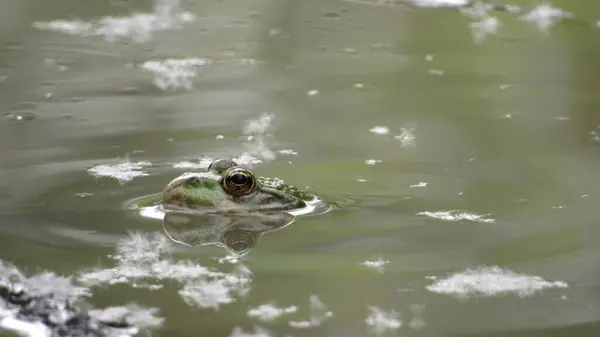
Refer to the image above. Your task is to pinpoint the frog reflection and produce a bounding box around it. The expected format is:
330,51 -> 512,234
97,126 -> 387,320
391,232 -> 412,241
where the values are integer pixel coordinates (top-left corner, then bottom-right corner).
163,210 -> 295,256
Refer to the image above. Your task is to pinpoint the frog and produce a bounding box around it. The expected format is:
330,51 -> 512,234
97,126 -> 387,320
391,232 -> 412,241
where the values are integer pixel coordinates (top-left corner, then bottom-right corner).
162,158 -> 316,213
160,158 -> 318,255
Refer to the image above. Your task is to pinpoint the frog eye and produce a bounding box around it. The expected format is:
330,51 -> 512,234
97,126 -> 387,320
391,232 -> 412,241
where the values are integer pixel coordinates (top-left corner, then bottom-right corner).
223,168 -> 255,196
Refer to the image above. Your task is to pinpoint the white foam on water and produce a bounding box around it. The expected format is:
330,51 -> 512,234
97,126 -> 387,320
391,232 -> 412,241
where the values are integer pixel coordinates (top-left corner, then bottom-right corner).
140,58 -> 211,91
360,258 -> 390,273
365,306 -> 402,335
32,0 -> 195,43
369,126 -> 390,135
238,113 -> 278,167
179,273 -> 251,310
417,210 -> 495,223
426,265 -> 569,298
277,149 -> 298,156
365,159 -> 382,166
394,124 -> 416,147
172,157 -> 214,169
288,295 -> 333,329
78,232 -> 253,310
410,182 -> 428,188
470,15 -> 501,43
87,160 -> 152,185
229,326 -> 272,337
89,305 -> 164,330
244,114 -> 274,135
408,0 -> 469,8
247,304 -> 298,322
519,3 -> 573,32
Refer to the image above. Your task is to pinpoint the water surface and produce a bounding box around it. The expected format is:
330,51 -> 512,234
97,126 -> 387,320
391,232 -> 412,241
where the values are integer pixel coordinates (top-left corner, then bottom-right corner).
1,0 -> 600,336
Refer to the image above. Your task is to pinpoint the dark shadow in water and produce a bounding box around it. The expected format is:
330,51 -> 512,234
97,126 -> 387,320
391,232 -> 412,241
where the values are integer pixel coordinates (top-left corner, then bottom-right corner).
163,210 -> 295,256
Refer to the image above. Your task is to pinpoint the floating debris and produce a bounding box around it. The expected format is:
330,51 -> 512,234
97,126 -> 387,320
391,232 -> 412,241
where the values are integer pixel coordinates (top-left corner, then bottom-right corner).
394,125 -> 416,147
289,295 -> 333,329
247,304 -> 297,322
519,3 -> 574,32
426,265 -> 568,298
408,0 -> 469,8
172,157 -> 214,169
140,58 -> 211,91
307,90 -> 320,96
365,159 -> 382,166
32,0 -> 195,43
428,69 -> 444,76
238,113 -> 277,165
360,258 -> 390,273
87,160 -> 151,185
470,16 -> 501,43
277,149 -> 298,156
179,276 -> 251,310
369,126 -> 390,135
365,306 -> 402,335
79,232 -> 253,310
417,210 -> 495,223
229,326 -> 272,337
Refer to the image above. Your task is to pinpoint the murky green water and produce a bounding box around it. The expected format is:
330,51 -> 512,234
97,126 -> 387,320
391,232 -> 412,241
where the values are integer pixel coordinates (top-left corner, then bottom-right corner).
1,0 -> 600,336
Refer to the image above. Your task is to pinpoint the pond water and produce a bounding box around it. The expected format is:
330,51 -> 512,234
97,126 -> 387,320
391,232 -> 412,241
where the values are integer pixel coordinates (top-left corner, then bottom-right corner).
1,0 -> 600,336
